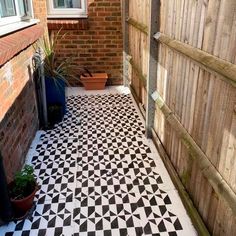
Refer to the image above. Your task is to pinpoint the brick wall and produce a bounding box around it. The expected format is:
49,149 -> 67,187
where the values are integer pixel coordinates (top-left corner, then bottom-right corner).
0,46 -> 39,182
50,0 -> 123,85
0,0 -> 48,181
33,0 -> 48,30
0,83 -> 38,182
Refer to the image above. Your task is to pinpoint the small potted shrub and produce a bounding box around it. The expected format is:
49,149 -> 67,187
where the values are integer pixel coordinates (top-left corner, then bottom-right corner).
9,165 -> 38,218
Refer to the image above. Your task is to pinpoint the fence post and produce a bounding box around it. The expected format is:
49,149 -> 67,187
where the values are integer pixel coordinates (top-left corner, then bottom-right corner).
122,0 -> 129,87
145,0 -> 160,137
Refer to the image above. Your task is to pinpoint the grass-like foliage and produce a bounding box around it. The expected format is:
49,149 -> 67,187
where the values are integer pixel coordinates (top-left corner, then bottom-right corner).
37,29 -> 92,86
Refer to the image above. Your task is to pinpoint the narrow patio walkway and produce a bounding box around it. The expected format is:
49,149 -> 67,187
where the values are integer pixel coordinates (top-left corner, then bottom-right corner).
0,87 -> 197,236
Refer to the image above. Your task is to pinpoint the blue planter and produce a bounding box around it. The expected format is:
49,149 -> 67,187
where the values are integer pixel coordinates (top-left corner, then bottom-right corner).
45,77 -> 66,115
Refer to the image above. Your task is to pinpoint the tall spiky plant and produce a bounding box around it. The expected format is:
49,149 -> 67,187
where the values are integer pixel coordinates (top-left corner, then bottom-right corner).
37,30 -> 90,86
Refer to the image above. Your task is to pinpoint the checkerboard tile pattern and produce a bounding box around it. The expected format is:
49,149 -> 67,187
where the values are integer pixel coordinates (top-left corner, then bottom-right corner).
0,93 -> 197,236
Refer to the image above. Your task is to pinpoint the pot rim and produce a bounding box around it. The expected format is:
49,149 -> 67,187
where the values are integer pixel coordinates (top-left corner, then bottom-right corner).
80,73 -> 108,79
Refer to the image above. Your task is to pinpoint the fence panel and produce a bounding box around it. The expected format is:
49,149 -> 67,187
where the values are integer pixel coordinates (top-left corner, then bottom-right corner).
124,0 -> 236,235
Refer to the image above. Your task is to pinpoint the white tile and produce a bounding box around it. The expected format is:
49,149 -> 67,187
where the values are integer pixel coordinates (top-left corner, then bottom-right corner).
1,91 -> 198,236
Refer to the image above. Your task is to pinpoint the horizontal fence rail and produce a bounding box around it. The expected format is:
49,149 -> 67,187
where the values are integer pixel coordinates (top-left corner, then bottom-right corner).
151,90 -> 236,216
126,17 -> 148,35
128,57 -> 147,86
154,33 -> 236,87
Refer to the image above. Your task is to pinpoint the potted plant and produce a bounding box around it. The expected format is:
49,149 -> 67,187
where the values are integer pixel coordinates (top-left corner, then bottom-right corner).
80,72 -> 108,90
9,165 -> 38,218
38,30 -> 79,124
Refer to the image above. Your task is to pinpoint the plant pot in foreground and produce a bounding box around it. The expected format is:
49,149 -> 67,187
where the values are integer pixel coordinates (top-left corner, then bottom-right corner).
80,73 -> 108,90
47,103 -> 64,127
45,77 -> 66,115
10,185 -> 38,214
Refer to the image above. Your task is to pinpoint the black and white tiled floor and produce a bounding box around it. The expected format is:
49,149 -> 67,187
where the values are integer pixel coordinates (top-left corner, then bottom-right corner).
0,87 -> 197,235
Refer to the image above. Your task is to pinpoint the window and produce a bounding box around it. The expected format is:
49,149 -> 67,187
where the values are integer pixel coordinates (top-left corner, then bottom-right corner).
0,0 -> 33,26
47,0 -> 87,18
0,0 -> 38,37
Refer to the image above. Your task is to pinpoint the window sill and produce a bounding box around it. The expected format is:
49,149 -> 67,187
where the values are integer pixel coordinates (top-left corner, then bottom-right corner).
0,24 -> 44,66
47,18 -> 89,30
47,14 -> 88,19
0,19 -> 40,37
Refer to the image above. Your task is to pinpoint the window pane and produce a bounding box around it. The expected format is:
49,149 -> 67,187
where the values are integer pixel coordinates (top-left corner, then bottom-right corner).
0,0 -> 16,17
18,0 -> 28,16
53,0 -> 81,9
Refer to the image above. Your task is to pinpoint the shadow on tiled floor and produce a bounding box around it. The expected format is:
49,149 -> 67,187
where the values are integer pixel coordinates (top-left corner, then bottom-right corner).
0,87 -> 197,236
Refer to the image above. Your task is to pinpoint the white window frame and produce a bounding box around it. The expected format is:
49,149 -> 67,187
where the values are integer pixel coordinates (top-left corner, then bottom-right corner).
0,0 -> 39,37
47,0 -> 87,18
0,0 -> 33,26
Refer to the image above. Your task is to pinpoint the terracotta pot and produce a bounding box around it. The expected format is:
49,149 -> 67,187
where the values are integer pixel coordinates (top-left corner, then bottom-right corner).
80,73 -> 108,90
10,185 -> 39,213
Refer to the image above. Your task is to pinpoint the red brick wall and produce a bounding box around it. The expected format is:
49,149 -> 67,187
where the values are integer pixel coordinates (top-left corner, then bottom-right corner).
33,0 -> 48,29
0,81 -> 38,182
0,0 -> 48,181
50,0 -> 123,85
0,46 -> 39,182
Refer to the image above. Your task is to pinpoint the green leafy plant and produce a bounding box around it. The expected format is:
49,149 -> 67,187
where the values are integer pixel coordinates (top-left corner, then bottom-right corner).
10,165 -> 36,200
37,29 -> 92,85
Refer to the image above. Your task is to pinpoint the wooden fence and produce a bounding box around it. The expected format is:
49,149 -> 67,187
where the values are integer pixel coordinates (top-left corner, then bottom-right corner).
122,0 -> 236,235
